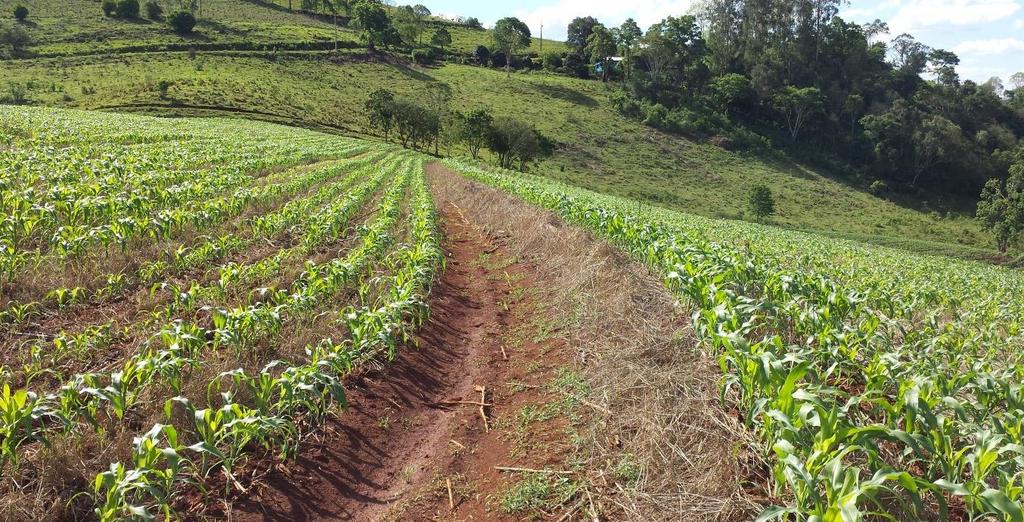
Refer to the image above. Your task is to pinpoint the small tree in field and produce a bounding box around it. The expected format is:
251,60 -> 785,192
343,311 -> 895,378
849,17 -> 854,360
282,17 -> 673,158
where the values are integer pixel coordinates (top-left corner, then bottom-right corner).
460,108 -> 492,159
431,27 -> 451,54
748,185 -> 775,221
14,5 -> 28,21
492,17 -> 530,77
365,88 -> 396,140
1,25 -> 30,54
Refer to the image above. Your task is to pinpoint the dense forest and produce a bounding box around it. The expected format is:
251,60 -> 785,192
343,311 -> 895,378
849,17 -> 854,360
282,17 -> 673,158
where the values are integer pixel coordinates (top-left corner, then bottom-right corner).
552,2 -> 1024,200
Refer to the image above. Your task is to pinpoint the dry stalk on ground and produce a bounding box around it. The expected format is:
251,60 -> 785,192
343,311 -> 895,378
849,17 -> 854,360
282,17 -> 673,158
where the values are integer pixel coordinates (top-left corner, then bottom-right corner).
428,164 -> 761,521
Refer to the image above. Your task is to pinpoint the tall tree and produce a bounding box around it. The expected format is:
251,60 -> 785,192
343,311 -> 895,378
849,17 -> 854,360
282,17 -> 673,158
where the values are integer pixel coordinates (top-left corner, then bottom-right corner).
616,18 -> 642,81
351,0 -> 392,51
586,24 -> 617,82
492,17 -> 531,77
566,16 -> 599,53
772,86 -> 823,142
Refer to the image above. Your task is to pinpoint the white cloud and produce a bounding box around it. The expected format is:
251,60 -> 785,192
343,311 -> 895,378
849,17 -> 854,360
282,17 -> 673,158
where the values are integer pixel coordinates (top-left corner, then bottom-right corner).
887,0 -> 1020,34
511,0 -> 699,41
1015,18 -> 1024,28
954,37 -> 1024,54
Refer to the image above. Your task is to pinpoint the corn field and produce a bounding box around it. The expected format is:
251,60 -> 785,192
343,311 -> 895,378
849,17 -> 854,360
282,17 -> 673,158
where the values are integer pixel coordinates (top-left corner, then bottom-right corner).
0,107 -> 443,519
449,158 -> 1024,521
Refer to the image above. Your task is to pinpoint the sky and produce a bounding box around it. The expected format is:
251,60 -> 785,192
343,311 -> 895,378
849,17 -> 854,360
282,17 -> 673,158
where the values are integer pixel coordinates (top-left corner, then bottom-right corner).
419,0 -> 1024,83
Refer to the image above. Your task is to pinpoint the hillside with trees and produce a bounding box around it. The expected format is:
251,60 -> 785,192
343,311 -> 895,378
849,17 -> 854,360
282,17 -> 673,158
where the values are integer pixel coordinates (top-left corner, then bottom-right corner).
1,0 -> 1022,259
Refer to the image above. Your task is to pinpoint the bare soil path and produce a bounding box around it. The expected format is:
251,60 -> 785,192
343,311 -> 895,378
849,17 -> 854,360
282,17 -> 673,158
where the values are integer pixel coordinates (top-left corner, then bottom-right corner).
229,197 -> 575,521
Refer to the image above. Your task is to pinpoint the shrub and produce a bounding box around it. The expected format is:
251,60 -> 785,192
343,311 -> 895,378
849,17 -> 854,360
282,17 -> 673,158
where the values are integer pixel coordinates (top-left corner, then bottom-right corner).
7,82 -> 27,104
168,10 -> 196,34
13,5 -> 28,21
563,52 -> 589,78
490,51 -> 506,69
542,51 -> 562,71
157,79 -> 172,98
145,0 -> 163,19
868,179 -> 889,196
411,48 -> 434,65
643,103 -> 669,129
115,0 -> 140,18
474,45 -> 489,66
102,0 -> 117,17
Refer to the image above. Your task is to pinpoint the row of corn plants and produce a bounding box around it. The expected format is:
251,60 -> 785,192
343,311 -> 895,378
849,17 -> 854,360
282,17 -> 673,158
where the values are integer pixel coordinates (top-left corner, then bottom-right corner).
89,159 -> 443,520
4,151 -> 401,388
0,148 -> 391,329
448,159 -> 1024,521
0,154 -> 415,473
0,106 -> 372,284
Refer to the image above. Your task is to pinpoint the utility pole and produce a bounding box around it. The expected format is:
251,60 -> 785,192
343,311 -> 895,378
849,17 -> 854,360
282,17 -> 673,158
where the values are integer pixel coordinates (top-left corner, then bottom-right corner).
540,20 -> 543,53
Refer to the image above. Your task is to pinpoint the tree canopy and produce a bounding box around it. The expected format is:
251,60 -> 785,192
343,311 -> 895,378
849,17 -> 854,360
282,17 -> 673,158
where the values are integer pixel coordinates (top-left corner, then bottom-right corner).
492,17 -> 531,77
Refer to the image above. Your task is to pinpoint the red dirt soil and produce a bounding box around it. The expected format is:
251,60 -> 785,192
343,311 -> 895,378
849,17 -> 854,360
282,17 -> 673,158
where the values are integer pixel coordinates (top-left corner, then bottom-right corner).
226,202 -> 576,521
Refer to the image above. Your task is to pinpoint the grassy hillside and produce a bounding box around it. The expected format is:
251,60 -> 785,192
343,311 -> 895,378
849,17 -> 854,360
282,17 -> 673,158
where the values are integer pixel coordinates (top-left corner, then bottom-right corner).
0,0 -> 1001,260
0,0 -> 564,57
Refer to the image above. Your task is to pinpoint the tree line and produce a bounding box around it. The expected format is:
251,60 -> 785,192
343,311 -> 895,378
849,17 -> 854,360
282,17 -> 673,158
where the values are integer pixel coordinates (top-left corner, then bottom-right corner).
364,88 -> 552,171
484,4 -> 1024,252
328,1 -> 1024,253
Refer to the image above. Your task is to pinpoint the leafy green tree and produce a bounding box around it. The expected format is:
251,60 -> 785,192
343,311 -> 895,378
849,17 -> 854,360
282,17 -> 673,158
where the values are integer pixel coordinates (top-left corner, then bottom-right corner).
492,17 -> 531,77
351,0 -> 392,51
748,185 -> 775,220
566,16 -> 598,53
708,73 -> 753,117
586,24 -> 616,82
463,17 -> 482,29
488,117 -> 540,171
640,15 -> 707,91
364,88 -> 396,140
13,5 -> 28,21
393,100 -> 439,151
460,108 -> 492,159
977,150 -> 1024,252
102,0 -> 117,16
928,49 -> 960,86
772,86 -> 823,142
563,52 -> 588,78
909,114 -> 966,187
616,18 -> 642,81
431,27 -> 451,53
0,25 -> 30,54
891,33 -> 929,74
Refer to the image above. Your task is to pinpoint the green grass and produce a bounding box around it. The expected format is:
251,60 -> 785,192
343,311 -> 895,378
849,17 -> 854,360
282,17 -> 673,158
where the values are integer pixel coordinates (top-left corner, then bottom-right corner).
0,0 -> 1004,260
0,0 -> 358,56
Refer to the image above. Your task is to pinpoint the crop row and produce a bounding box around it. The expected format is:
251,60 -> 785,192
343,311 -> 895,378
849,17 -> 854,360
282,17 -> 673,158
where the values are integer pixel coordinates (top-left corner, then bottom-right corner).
449,159 -> 1024,521
90,158 -> 443,520
4,152 -> 401,388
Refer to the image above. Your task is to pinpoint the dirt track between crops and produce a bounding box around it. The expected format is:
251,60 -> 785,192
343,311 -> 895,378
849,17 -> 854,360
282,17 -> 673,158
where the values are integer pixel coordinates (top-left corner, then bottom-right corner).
228,191 -> 575,521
